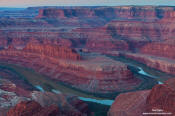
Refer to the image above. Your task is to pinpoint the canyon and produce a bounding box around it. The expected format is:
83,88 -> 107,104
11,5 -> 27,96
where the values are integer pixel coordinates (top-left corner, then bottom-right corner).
0,43 -> 140,94
0,6 -> 175,116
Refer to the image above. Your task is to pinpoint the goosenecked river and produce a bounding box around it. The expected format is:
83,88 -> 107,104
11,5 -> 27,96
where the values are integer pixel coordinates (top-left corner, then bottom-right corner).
0,57 -> 167,106
33,66 -> 163,106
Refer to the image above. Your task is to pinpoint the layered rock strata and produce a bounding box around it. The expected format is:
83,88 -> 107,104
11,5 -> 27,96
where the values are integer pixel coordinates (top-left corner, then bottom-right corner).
141,41 -> 175,59
108,78 -> 175,116
37,6 -> 175,20
0,44 -> 140,94
121,52 -> 175,75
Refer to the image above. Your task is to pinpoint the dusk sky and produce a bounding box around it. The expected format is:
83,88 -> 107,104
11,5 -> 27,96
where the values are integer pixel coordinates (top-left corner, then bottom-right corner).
0,0 -> 174,8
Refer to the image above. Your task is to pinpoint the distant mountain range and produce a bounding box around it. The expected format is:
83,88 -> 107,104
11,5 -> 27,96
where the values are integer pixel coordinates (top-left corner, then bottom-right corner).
0,7 -> 25,11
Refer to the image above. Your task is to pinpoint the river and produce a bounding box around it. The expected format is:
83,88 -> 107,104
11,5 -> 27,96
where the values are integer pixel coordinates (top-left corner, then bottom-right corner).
34,66 -> 162,106
0,62 -> 162,106
137,66 -> 163,84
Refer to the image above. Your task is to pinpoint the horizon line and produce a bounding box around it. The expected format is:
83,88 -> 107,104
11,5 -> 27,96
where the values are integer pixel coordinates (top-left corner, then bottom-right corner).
1,5 -> 175,8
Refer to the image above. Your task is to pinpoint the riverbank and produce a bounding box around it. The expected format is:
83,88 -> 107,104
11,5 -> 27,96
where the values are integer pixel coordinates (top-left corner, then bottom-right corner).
0,62 -> 113,115
0,62 -> 110,100
108,55 -> 174,83
0,56 -> 163,100
0,55 -> 169,101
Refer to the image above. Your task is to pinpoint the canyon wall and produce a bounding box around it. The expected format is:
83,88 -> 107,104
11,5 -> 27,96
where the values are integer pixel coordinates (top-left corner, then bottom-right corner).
0,44 -> 140,94
121,52 -> 175,75
23,43 -> 81,60
141,41 -> 175,59
108,78 -> 175,116
37,6 -> 175,19
2,6 -> 175,53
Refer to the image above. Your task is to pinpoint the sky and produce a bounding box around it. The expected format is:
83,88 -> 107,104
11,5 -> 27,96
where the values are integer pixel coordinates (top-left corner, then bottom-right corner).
0,0 -> 175,8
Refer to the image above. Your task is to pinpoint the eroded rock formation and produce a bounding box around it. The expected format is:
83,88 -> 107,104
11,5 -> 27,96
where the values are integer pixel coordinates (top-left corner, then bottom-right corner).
37,6 -> 175,19
141,41 -> 175,59
0,76 -> 93,116
0,44 -> 140,94
108,90 -> 150,116
108,78 -> 175,116
120,52 -> 175,75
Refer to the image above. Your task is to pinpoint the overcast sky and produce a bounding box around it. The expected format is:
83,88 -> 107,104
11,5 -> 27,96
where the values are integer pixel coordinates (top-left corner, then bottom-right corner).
0,0 -> 175,8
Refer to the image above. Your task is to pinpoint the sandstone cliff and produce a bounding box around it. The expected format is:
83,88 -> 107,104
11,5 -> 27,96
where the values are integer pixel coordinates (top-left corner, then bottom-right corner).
141,41 -> 175,59
23,43 -> 81,60
37,6 -> 175,20
108,78 -> 175,116
121,52 -> 175,75
0,44 -> 140,94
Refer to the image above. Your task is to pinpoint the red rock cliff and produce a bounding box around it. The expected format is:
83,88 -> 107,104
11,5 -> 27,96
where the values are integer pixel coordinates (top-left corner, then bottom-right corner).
23,43 -> 81,60
108,78 -> 175,116
141,41 -> 175,59
146,78 -> 175,114
0,44 -> 140,94
37,6 -> 175,19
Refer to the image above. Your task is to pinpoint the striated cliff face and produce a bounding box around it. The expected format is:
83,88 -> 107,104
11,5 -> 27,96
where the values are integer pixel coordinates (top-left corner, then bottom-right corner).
23,43 -> 81,60
2,6 -> 175,53
146,84 -> 175,114
141,41 -> 175,59
146,78 -> 175,115
108,90 -> 150,116
108,78 -> 175,116
37,6 -> 175,20
104,16 -> 175,51
37,8 -> 94,19
120,52 -> 175,75
35,6 -> 175,52
0,44 -> 140,94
